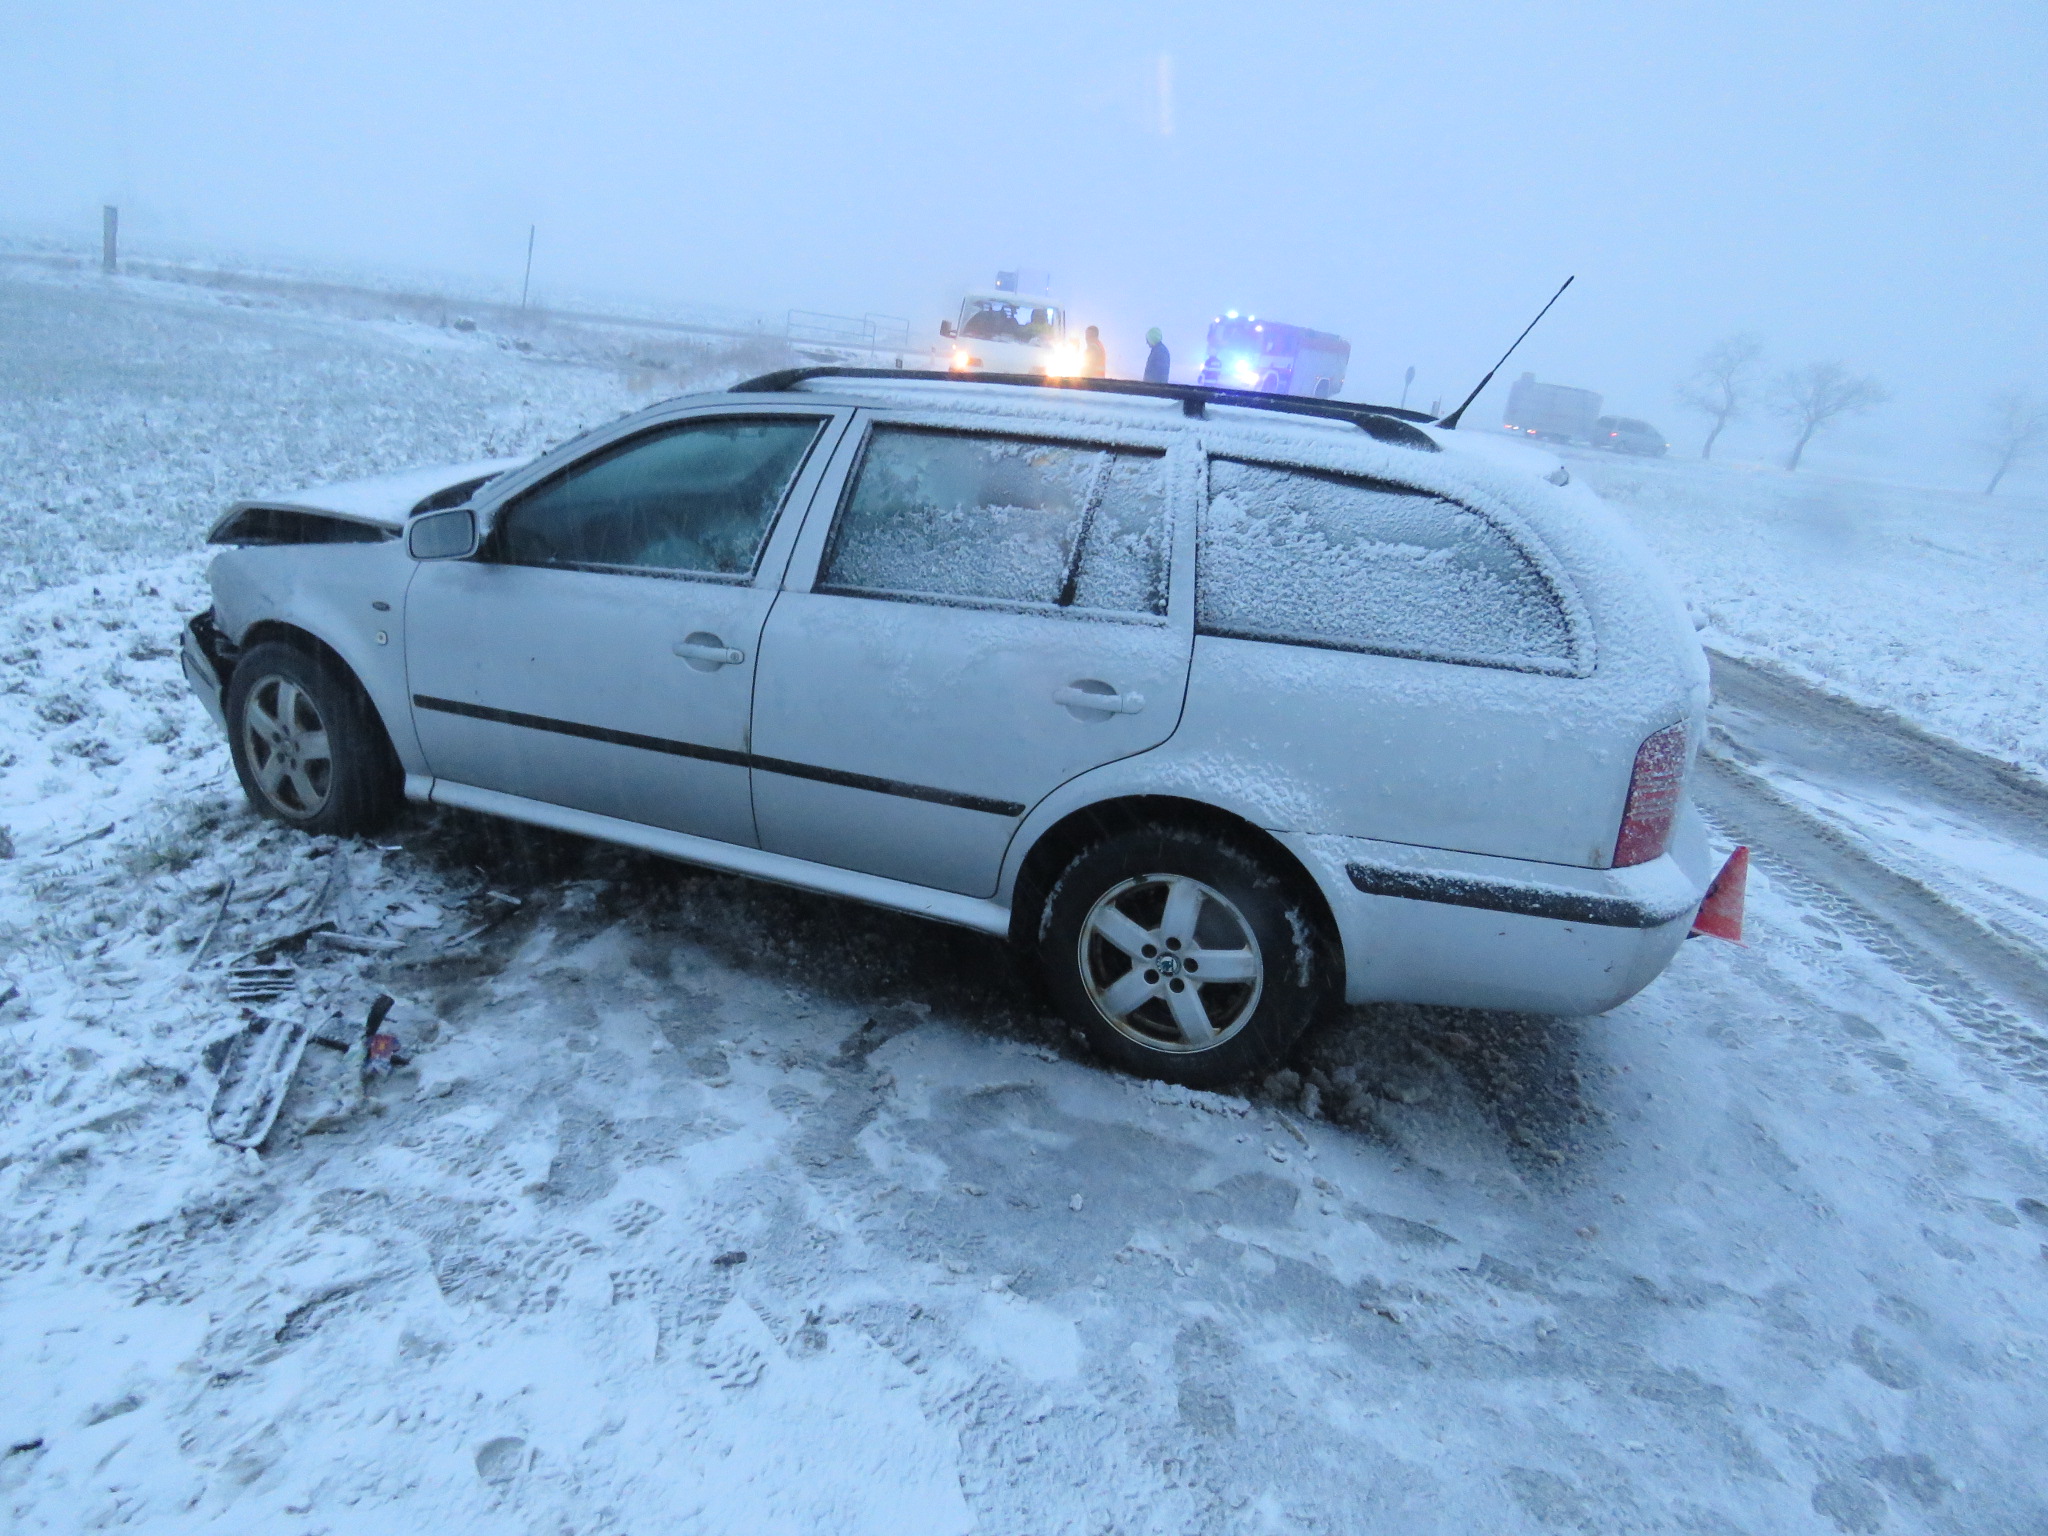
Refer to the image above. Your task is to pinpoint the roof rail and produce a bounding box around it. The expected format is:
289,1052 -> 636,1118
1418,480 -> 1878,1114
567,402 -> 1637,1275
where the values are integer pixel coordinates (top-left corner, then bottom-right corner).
728,366 -> 1441,453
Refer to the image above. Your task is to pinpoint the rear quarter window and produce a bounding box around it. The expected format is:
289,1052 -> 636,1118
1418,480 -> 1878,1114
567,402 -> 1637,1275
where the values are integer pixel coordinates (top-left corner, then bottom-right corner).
1198,458 -> 1587,675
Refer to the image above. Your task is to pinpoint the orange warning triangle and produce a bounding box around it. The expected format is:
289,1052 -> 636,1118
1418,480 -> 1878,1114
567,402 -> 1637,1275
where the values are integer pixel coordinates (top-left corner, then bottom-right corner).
1691,846 -> 1748,943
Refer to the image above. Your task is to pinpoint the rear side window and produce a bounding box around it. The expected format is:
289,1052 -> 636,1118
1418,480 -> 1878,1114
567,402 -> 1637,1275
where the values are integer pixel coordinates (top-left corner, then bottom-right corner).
495,415 -> 824,578
1199,459 -> 1583,674
820,426 -> 1168,618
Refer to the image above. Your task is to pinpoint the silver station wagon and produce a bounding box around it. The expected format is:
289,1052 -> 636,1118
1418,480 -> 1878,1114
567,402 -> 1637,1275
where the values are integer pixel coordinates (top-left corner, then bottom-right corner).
185,370 -> 1734,1086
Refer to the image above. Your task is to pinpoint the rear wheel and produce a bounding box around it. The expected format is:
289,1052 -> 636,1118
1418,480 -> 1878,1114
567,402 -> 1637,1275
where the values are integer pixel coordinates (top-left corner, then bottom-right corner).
1038,826 -> 1330,1087
226,642 -> 400,836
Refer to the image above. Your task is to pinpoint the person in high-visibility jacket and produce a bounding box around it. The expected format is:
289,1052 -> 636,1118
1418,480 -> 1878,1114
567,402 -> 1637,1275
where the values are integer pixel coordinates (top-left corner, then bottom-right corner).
1143,327 -> 1170,383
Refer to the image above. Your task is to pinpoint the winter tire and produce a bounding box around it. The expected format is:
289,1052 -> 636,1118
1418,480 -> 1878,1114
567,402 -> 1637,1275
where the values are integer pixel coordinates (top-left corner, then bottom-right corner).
226,642 -> 400,836
1038,826 -> 1331,1088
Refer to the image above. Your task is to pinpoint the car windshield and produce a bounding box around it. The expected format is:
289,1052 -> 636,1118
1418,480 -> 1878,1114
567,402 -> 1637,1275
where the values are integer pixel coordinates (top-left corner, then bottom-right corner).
958,299 -> 1061,347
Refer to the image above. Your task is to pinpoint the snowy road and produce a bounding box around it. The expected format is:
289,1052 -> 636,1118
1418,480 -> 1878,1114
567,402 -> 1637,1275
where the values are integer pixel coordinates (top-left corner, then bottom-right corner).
4,267 -> 2047,1534
1702,654 -> 2048,1085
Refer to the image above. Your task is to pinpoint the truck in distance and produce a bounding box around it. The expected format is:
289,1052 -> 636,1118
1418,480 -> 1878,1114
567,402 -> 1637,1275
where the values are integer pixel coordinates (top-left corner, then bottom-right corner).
1197,313 -> 1350,398
1504,371 -> 1601,444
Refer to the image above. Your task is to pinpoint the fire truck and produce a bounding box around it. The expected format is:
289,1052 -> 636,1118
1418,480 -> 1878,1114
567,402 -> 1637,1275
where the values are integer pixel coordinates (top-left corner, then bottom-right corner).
1196,313 -> 1350,398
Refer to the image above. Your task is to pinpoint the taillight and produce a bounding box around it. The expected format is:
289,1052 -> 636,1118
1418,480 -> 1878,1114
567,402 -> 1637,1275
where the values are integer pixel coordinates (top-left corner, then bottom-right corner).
1614,723 -> 1687,866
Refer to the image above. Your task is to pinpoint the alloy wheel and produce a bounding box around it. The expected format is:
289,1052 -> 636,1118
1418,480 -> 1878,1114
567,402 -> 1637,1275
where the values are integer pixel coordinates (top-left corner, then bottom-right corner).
240,673 -> 334,819
1078,873 -> 1265,1052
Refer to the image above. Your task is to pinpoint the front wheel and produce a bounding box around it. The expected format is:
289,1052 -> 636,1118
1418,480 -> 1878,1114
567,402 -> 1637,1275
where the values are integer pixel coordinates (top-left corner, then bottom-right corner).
226,642 -> 400,836
1037,827 -> 1331,1087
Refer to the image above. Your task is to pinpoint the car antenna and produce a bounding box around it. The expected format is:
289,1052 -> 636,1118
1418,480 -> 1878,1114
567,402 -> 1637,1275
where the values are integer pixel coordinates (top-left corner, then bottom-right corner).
1434,276 -> 1575,429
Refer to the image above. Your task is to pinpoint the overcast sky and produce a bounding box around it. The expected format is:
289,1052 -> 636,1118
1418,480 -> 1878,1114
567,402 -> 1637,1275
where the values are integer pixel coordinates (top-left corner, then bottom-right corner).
5,1 -> 2042,481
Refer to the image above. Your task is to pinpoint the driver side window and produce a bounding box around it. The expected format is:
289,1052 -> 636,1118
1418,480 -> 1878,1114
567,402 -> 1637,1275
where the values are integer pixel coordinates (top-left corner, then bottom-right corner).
494,415 -> 825,578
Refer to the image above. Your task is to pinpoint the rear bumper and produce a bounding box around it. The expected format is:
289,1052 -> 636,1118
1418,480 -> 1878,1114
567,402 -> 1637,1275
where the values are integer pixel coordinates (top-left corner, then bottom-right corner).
1280,809 -> 1715,1015
182,610 -> 231,734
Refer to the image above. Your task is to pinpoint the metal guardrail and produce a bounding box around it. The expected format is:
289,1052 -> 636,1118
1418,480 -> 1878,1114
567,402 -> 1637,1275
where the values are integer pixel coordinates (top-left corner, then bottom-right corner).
1,248 -> 929,360
786,310 -> 912,354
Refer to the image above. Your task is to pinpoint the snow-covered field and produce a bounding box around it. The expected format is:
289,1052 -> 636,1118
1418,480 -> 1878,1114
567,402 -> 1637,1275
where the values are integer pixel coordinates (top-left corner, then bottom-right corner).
0,263 -> 656,599
4,265 -> 2047,1533
1575,449 -> 2048,782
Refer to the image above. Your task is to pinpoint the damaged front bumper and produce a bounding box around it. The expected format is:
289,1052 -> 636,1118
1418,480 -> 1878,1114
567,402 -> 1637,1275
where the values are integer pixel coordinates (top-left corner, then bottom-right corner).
182,609 -> 234,734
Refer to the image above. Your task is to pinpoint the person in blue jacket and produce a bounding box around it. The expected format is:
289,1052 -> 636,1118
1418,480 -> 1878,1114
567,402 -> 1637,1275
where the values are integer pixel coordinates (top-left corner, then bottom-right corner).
1143,327 -> 1170,383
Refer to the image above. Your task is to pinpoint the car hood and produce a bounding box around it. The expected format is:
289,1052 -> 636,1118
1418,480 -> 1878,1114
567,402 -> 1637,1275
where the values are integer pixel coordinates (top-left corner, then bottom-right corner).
213,457 -> 532,535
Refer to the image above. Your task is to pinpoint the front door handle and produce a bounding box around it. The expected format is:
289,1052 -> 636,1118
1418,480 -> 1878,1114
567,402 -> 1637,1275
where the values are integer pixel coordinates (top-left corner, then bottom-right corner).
674,632 -> 746,670
1055,682 -> 1145,717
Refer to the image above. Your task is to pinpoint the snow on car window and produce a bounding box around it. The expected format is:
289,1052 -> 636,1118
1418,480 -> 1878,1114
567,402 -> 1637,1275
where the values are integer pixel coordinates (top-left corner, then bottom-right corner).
823,427 -> 1167,618
497,416 -> 823,577
1069,450 -> 1169,616
1199,458 -> 1578,672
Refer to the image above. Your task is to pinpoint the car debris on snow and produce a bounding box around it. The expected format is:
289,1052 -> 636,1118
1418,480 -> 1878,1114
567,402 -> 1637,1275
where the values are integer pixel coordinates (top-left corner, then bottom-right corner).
204,1012 -> 314,1148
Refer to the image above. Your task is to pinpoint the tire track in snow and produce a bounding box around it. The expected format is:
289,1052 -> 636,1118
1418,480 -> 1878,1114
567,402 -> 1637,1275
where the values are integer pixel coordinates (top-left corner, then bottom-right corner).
1694,750 -> 2048,1087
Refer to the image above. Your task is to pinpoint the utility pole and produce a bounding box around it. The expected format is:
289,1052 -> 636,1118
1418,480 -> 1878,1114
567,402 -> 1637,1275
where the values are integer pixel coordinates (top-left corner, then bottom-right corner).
102,206 -> 118,273
1400,364 -> 1415,409
520,225 -> 536,310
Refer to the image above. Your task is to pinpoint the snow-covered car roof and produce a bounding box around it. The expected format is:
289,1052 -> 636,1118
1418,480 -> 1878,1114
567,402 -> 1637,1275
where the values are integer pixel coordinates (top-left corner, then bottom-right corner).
753,373 -> 1574,490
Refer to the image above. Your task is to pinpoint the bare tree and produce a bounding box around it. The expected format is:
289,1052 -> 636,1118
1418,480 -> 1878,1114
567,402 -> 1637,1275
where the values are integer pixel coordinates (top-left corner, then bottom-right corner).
1676,333 -> 1764,459
1979,388 -> 2048,495
1772,362 -> 1888,471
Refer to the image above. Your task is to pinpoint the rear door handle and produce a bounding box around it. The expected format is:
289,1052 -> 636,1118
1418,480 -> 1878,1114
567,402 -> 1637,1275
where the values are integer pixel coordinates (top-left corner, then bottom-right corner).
674,633 -> 745,668
1054,684 -> 1145,716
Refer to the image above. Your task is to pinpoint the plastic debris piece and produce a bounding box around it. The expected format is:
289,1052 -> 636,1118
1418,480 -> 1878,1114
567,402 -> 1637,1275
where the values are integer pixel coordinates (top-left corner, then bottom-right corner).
361,994 -> 406,1077
42,821 -> 117,858
294,850 -> 348,921
234,923 -> 336,962
186,878 -> 236,971
224,962 -> 295,1004
207,1014 -> 313,1148
309,931 -> 404,954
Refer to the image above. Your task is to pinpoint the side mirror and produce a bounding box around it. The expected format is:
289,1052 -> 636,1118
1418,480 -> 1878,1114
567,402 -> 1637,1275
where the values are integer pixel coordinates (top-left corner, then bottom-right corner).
407,506 -> 478,560
939,320 -> 955,337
